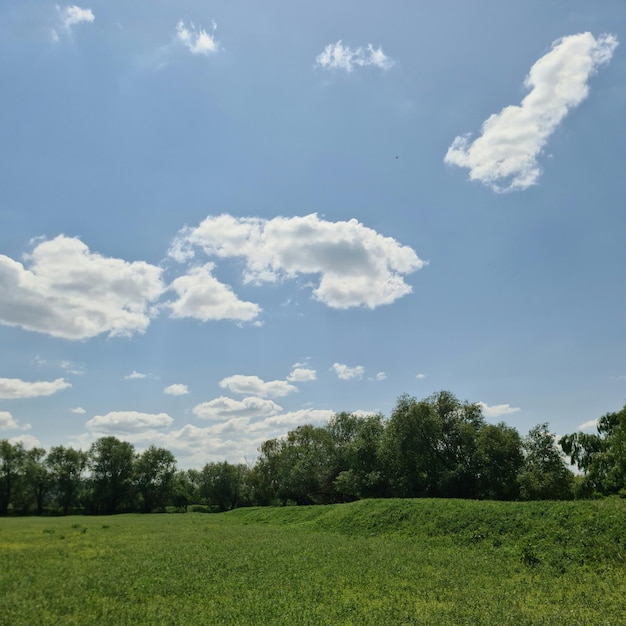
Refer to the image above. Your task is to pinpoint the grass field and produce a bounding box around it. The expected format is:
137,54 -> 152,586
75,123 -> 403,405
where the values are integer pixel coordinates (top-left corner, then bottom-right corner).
1,498 -> 625,625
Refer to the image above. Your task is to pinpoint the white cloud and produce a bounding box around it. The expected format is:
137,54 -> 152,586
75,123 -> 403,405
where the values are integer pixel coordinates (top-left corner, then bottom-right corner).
86,411 -> 174,434
315,41 -> 394,72
478,402 -> 521,418
445,32 -> 618,192
287,368 -> 317,383
9,434 -> 41,449
0,411 -> 18,430
70,407 -> 86,414
124,371 -> 147,380
164,384 -> 189,396
167,263 -> 260,322
0,377 -> 71,400
219,375 -> 297,398
0,236 -> 164,340
416,373 -> 427,380
192,396 -> 282,421
331,363 -> 364,381
248,409 -> 335,434
52,5 -> 94,41
176,20 -> 220,55
169,213 -> 425,309
576,418 -> 598,431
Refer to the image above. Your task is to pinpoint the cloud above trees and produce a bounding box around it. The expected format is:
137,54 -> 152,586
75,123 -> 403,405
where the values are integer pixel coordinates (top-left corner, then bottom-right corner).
445,32 -> 618,191
169,213 -> 425,310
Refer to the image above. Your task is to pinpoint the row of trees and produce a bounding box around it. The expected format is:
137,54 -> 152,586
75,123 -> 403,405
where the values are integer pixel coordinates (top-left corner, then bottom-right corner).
1,391 -> 624,515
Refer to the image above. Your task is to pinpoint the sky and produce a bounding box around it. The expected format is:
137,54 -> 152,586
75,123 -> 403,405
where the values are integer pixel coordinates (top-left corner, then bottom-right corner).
1,1 -> 625,468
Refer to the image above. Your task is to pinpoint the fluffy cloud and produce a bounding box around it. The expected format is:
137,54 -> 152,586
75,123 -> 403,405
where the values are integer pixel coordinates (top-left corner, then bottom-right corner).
416,373 -> 427,380
167,264 -> 260,322
176,20 -> 220,55
70,407 -> 86,414
445,32 -> 618,192
0,236 -> 164,340
478,402 -> 521,418
315,41 -> 394,72
0,377 -> 71,399
169,213 -> 425,309
0,411 -> 18,430
86,411 -> 174,434
164,384 -> 189,396
331,363 -> 364,381
219,375 -> 297,398
248,409 -> 336,433
287,368 -> 317,382
192,396 -> 282,421
124,371 -> 147,380
9,434 -> 41,449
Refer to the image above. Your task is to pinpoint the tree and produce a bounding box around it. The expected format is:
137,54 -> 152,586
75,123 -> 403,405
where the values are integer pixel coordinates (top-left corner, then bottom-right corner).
0,440 -> 26,515
475,423 -> 523,500
199,462 -> 249,511
46,446 -> 87,515
22,447 -> 52,515
255,425 -> 336,505
382,391 -> 484,498
560,403 -> 626,497
519,424 -> 574,500
134,446 -> 177,513
88,437 -> 135,514
326,412 -> 387,500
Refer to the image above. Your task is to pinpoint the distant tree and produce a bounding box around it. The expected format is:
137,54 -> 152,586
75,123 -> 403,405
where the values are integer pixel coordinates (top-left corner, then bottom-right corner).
255,425 -> 337,505
22,447 -> 52,515
382,391 -> 484,498
199,461 -> 249,511
519,424 -> 574,500
0,440 -> 26,515
475,423 -> 523,500
46,446 -> 88,515
560,403 -> 626,497
134,446 -> 177,513
326,412 -> 387,500
88,437 -> 135,514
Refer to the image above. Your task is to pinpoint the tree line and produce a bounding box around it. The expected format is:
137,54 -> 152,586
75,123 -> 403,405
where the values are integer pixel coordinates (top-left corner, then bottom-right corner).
1,391 -> 625,515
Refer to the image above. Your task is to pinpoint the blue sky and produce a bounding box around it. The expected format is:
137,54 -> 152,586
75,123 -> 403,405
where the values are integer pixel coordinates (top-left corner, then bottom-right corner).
1,1 -> 624,467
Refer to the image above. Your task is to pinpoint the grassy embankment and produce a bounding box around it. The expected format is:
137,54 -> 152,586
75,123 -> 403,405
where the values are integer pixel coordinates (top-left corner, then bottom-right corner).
1,498 -> 625,625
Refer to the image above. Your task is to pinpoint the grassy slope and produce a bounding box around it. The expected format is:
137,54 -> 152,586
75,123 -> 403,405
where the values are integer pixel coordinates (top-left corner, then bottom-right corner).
0,499 -> 625,625
228,497 -> 626,569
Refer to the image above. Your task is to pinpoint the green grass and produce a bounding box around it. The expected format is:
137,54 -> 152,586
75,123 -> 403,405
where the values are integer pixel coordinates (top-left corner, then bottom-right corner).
1,499 -> 625,625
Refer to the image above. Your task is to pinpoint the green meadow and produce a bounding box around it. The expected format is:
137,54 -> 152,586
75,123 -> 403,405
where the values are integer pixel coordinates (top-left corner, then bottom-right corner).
1,499 -> 625,625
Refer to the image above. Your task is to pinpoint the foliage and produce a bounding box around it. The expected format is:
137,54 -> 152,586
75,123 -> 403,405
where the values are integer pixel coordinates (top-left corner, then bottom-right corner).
133,446 -> 177,513
87,437 -> 136,514
560,403 -> 626,497
519,424 -> 574,500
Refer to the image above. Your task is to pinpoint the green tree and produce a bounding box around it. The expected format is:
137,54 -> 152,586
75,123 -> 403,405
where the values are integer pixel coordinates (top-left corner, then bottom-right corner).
133,446 -> 177,513
22,447 -> 52,515
519,424 -> 574,500
0,440 -> 26,515
88,437 -> 135,514
255,425 -> 336,505
46,446 -> 87,515
326,412 -> 387,500
560,403 -> 626,497
475,423 -> 523,500
382,391 -> 484,498
199,462 -> 249,511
